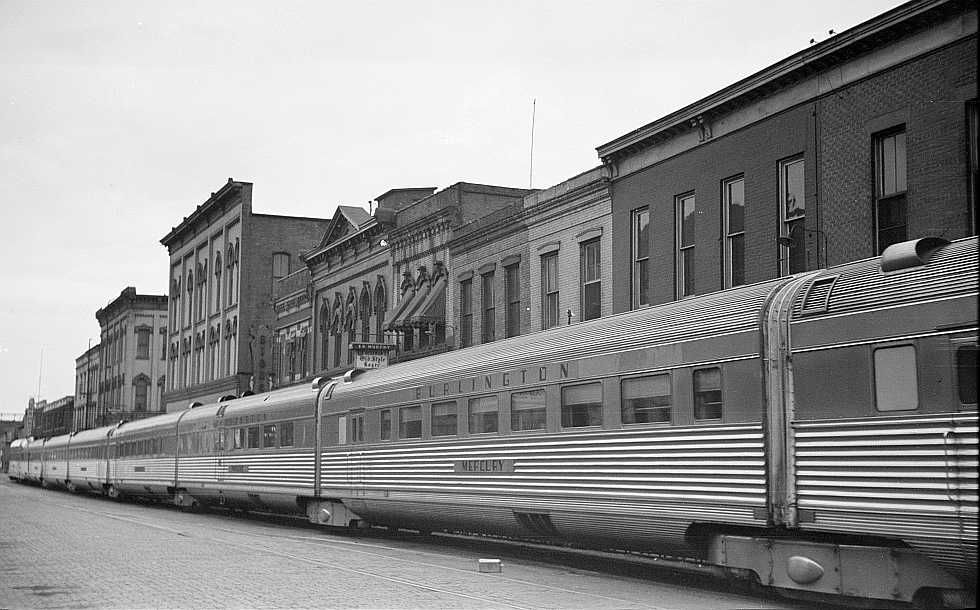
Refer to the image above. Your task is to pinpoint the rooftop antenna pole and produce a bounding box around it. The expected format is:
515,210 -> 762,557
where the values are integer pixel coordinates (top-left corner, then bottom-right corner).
529,98 -> 536,189
36,346 -> 43,401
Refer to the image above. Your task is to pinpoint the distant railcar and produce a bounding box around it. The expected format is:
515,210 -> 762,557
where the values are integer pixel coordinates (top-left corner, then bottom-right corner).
13,237 -> 977,607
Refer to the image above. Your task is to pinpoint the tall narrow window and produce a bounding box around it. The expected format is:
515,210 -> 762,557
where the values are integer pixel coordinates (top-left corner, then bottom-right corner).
134,378 -> 148,412
676,193 -> 696,297
874,128 -> 908,254
374,283 -> 386,344
481,272 -> 495,343
380,409 -> 392,440
360,290 -> 371,342
723,177 -> 745,288
213,255 -> 222,313
580,239 -> 601,321
272,252 -> 290,288
779,157 -> 806,275
631,207 -> 650,308
541,252 -> 559,329
505,264 -> 521,338
460,278 -> 473,348
136,327 -> 151,360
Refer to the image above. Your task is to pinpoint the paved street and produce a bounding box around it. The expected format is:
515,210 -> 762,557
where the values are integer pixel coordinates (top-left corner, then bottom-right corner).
0,477 -> 816,609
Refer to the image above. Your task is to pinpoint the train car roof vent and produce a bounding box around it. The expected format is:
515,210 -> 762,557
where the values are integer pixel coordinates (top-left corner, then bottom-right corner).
801,275 -> 838,314
218,394 -> 237,402
188,401 -> 204,409
343,368 -> 363,384
240,390 -> 255,398
880,237 -> 950,272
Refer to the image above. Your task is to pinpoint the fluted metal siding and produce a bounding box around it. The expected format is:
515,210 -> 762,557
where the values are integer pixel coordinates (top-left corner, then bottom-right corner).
320,424 -> 767,546
112,457 -> 176,491
792,238 -> 977,318
794,414 -> 978,580
177,452 -> 315,492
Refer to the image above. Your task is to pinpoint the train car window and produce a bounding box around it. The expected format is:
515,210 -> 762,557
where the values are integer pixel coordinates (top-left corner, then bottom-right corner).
561,383 -> 603,428
956,344 -> 977,407
352,414 -> 365,443
431,401 -> 458,437
380,409 -> 392,440
693,367 -> 723,421
511,389 -> 547,431
468,396 -> 498,434
247,426 -> 260,449
263,424 -> 278,448
399,406 -> 422,439
622,374 -> 672,424
232,428 -> 244,450
280,421 -> 294,447
874,345 -> 918,411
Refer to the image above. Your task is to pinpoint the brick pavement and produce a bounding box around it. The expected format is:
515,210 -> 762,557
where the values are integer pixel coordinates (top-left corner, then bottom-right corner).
0,478 -> 808,609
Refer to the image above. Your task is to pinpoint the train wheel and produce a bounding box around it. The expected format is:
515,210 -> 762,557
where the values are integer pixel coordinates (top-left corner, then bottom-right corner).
107,485 -> 121,501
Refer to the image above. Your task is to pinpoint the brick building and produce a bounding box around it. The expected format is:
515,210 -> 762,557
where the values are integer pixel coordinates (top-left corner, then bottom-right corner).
598,0 -> 977,312
95,287 -> 168,425
73,342 -> 100,430
160,179 -> 329,410
25,396 -> 74,438
448,166 -> 612,347
384,183 -> 533,361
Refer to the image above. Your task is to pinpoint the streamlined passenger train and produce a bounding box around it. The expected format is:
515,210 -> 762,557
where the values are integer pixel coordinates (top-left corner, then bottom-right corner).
8,237 -> 977,607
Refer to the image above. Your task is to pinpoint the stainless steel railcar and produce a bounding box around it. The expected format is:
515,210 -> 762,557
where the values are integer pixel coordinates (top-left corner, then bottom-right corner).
11,236 -> 977,607
305,236 -> 976,606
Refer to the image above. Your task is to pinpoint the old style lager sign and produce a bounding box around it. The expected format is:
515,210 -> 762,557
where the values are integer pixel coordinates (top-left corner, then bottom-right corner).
350,342 -> 396,369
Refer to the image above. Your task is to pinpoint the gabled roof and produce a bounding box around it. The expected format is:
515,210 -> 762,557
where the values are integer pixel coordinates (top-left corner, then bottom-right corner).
315,205 -> 374,250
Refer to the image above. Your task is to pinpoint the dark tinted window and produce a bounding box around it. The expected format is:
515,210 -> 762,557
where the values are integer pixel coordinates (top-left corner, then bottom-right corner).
957,344 -> 978,406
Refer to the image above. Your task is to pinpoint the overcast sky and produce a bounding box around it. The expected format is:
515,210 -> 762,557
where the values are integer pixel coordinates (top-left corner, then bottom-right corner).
0,0 -> 903,417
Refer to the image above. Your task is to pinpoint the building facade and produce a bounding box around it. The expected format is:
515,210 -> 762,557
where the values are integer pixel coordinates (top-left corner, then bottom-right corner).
598,0 -> 977,312
95,287 -> 168,425
73,343 -> 100,431
448,166 -> 613,347
160,179 -> 330,410
303,203 -> 398,380
384,183 -> 533,361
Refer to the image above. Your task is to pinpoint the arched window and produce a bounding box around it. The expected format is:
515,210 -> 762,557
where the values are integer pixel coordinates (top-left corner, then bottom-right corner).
133,374 -> 150,412
213,252 -> 222,312
319,301 -> 330,371
359,286 -> 372,342
374,280 -> 387,343
331,295 -> 343,368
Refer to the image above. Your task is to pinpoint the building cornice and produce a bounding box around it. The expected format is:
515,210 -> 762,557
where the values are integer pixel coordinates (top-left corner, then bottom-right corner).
96,288 -> 168,325
596,0 -> 972,162
160,179 -> 249,248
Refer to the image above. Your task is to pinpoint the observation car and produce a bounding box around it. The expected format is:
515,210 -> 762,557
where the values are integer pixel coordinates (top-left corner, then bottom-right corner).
9,236 -> 977,607
6,437 -> 30,481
